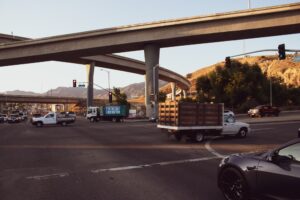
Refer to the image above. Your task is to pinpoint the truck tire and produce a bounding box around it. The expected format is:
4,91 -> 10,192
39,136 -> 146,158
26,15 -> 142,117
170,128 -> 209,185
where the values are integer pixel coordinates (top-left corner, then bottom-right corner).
61,122 -> 67,126
90,118 -> 95,123
36,122 -> 43,127
194,132 -> 205,143
237,128 -> 247,138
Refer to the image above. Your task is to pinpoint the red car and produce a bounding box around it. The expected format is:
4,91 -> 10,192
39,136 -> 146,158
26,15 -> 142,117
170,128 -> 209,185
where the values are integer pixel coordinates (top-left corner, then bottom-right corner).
248,105 -> 280,117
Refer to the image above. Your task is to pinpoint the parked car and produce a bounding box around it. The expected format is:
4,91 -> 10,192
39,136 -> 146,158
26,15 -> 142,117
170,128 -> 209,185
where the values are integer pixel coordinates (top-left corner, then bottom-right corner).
218,138 -> 300,200
19,112 -> 28,121
0,114 -> 8,123
67,111 -> 76,120
7,114 -> 20,123
0,115 -> 4,123
248,105 -> 280,117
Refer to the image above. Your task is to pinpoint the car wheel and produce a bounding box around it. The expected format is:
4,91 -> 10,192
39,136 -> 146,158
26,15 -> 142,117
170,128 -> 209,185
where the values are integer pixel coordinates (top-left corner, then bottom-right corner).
237,128 -> 247,138
36,122 -> 43,127
219,168 -> 248,200
194,132 -> 205,143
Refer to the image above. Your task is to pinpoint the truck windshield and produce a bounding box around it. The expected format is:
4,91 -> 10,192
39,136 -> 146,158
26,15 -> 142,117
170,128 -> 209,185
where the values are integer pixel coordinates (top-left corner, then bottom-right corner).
87,109 -> 93,114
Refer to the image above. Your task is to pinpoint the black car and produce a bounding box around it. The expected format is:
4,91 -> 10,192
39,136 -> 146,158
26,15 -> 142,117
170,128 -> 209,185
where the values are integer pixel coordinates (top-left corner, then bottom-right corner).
218,139 -> 300,200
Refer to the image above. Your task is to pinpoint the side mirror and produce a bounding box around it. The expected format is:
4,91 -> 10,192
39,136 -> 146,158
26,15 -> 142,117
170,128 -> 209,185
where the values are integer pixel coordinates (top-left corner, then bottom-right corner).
267,151 -> 278,162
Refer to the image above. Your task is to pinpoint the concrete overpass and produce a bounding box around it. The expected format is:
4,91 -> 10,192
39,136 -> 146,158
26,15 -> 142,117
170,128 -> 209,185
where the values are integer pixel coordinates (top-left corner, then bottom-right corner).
1,2 -> 300,118
0,3 -> 300,64
0,34 -> 190,117
0,94 -> 105,105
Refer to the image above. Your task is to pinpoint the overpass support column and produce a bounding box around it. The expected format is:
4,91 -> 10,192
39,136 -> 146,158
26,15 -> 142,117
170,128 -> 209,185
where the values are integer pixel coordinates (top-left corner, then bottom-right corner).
171,82 -> 176,101
144,44 -> 160,119
86,62 -> 95,108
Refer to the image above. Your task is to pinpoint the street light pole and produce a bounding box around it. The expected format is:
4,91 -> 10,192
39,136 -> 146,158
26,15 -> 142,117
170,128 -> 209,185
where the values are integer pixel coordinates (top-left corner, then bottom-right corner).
270,77 -> 273,106
268,60 -> 275,106
100,69 -> 111,92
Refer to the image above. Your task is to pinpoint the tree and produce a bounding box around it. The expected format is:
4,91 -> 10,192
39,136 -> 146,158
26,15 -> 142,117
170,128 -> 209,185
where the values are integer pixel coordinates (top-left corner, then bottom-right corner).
194,59 -> 298,112
158,91 -> 167,102
112,87 -> 130,107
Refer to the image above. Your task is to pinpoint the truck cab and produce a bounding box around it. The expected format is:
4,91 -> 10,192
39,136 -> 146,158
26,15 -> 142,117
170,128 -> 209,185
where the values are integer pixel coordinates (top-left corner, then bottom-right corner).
222,114 -> 250,137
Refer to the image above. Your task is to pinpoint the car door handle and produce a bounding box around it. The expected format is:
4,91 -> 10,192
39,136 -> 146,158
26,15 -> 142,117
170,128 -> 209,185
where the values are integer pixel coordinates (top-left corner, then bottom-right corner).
247,166 -> 257,171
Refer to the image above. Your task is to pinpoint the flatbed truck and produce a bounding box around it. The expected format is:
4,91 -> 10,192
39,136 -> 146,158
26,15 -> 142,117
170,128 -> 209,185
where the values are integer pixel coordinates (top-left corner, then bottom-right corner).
31,112 -> 75,127
157,101 -> 250,142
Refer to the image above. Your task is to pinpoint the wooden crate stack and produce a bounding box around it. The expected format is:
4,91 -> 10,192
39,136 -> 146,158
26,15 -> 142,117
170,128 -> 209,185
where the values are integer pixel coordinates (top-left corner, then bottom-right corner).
159,101 -> 223,126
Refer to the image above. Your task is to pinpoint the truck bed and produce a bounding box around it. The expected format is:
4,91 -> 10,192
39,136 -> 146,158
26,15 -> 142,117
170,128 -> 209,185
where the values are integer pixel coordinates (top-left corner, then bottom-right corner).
158,101 -> 223,127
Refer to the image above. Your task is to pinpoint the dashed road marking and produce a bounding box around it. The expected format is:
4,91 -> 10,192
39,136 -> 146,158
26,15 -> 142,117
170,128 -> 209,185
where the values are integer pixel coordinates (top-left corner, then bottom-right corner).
252,128 -> 273,132
204,137 -> 225,158
91,156 -> 219,173
26,172 -> 69,180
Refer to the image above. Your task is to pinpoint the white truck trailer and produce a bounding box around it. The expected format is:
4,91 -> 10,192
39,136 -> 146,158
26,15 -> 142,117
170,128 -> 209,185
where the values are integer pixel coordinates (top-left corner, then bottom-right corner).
157,101 -> 250,142
31,112 -> 75,127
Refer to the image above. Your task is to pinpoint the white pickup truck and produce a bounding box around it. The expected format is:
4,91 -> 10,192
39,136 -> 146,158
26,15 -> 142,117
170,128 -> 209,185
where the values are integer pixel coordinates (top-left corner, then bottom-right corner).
31,112 -> 75,127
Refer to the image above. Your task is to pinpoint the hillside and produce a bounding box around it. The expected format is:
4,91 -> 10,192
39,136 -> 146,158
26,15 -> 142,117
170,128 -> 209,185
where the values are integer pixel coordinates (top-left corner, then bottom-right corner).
162,55 -> 300,93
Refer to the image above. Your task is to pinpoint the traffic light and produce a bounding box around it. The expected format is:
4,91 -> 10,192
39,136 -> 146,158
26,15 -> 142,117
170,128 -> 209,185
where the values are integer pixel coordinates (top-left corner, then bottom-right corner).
225,57 -> 231,68
72,79 -> 77,87
278,44 -> 286,60
108,92 -> 112,103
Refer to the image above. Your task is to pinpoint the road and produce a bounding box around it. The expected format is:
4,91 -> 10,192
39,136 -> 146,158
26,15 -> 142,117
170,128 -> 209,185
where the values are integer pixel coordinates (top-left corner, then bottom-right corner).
0,116 -> 299,200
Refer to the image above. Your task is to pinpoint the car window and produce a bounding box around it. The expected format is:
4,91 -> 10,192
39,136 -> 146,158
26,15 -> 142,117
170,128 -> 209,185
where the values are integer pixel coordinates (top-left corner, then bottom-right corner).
278,143 -> 300,162
46,114 -> 54,118
224,115 -> 235,123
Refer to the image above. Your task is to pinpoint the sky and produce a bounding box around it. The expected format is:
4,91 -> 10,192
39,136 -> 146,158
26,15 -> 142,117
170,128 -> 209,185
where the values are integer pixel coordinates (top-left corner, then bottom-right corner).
0,0 -> 300,93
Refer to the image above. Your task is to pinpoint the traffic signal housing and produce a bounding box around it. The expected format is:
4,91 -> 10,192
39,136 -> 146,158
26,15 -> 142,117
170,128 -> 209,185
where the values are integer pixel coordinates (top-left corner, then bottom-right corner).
225,57 -> 231,68
278,44 -> 286,60
72,79 -> 77,87
108,92 -> 113,103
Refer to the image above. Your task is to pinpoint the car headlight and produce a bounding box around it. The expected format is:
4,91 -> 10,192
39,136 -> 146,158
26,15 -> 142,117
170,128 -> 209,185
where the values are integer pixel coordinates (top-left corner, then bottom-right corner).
219,156 -> 229,167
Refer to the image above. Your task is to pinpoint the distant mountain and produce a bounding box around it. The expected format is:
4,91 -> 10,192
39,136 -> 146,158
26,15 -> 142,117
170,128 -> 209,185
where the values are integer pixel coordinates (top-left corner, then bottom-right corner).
2,81 -> 167,99
3,90 -> 40,96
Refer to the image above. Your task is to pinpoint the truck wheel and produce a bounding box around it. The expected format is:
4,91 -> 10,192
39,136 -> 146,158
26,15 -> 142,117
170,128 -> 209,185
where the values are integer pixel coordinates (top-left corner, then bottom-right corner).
237,128 -> 247,138
36,122 -> 43,127
61,122 -> 67,126
90,118 -> 94,123
194,132 -> 205,143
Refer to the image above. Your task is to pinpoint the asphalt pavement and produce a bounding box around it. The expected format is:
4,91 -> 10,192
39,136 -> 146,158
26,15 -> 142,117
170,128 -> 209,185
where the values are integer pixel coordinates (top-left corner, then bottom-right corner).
0,115 -> 299,200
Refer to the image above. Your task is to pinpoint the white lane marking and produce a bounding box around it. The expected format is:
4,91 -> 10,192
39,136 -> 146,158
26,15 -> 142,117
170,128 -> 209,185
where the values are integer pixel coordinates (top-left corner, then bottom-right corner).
204,137 -> 225,158
26,172 -> 69,180
91,156 -> 219,173
251,128 -> 273,132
